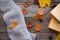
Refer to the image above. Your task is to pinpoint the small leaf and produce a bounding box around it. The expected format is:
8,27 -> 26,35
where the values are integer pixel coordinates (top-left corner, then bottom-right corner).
26,22 -> 32,29
9,20 -> 18,29
34,24 -> 41,31
22,8 -> 27,15
24,2 -> 30,8
38,10 -> 44,16
33,14 -> 40,20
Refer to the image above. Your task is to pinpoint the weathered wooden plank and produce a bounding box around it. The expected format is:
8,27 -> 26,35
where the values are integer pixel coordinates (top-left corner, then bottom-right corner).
14,0 -> 34,3
0,32 -> 57,40
0,12 -> 7,32
36,33 -> 57,40
0,4 -> 57,40
14,0 -> 60,3
1,33 -> 9,40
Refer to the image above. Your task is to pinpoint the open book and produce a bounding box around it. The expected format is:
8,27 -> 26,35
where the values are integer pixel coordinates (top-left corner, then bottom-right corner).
48,18 -> 60,32
50,3 -> 60,22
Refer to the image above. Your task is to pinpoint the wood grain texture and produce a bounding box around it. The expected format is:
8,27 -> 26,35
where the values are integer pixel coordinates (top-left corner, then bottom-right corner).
0,4 -> 57,40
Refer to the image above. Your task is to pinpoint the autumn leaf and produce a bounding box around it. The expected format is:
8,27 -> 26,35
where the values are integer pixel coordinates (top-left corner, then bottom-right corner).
26,22 -> 32,29
24,2 -> 30,8
33,14 -> 40,20
34,24 -> 41,31
38,10 -> 44,16
9,20 -> 18,29
22,8 -> 27,15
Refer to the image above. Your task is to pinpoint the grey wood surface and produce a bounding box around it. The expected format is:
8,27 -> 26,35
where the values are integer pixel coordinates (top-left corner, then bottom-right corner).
0,4 -> 58,40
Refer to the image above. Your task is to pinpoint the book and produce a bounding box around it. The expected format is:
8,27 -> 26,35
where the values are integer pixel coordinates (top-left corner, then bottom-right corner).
50,3 -> 60,22
48,18 -> 60,32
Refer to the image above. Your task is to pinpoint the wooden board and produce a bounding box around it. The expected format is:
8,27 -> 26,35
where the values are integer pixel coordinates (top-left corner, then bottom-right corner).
0,5 -> 57,40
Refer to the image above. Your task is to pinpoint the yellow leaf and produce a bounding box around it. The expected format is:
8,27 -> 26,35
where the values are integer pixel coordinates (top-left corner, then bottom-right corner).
56,33 -> 60,40
9,20 -> 18,29
38,0 -> 51,8
46,0 -> 51,7
38,0 -> 46,8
